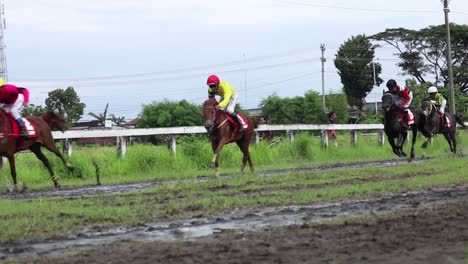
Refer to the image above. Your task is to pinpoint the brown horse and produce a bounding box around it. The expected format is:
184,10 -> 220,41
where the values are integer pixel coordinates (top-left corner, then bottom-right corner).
202,98 -> 258,175
0,110 -> 74,191
420,100 -> 466,153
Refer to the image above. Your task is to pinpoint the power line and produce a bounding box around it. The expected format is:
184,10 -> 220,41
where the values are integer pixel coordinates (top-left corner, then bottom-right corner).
272,0 -> 468,14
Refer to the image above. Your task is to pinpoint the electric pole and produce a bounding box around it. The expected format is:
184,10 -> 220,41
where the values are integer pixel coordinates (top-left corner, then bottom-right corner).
0,0 -> 7,82
320,44 -> 326,112
442,0 -> 456,114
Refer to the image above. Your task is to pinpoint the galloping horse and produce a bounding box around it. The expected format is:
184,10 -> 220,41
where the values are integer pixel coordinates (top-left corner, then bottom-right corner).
381,93 -> 420,158
420,100 -> 466,153
0,110 -> 74,191
202,98 -> 258,175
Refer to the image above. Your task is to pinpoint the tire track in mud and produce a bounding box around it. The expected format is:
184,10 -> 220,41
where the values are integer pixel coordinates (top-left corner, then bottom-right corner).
0,158 -> 429,200
1,183 -> 468,259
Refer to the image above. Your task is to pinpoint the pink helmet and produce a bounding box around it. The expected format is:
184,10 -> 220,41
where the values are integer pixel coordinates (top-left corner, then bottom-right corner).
207,75 -> 220,85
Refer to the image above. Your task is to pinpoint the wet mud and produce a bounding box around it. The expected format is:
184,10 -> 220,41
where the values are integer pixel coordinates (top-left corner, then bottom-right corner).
2,183 -> 468,262
1,157 -> 467,263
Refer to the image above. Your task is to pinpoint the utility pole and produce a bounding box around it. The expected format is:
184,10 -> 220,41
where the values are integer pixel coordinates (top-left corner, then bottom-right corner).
243,53 -> 247,109
320,44 -> 326,112
442,0 -> 456,114
372,60 -> 378,115
0,0 -> 8,82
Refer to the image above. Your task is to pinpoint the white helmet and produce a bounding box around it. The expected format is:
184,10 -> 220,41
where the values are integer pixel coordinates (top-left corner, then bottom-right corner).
428,86 -> 438,93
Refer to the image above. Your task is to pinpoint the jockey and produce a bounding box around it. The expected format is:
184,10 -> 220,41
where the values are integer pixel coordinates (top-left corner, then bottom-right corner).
207,74 -> 244,132
0,77 -> 30,136
426,86 -> 447,114
386,79 -> 413,127
426,86 -> 447,126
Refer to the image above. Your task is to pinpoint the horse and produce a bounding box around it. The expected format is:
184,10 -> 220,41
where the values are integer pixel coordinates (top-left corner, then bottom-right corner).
381,93 -> 420,158
202,98 -> 259,175
419,100 -> 466,153
0,110 -> 74,191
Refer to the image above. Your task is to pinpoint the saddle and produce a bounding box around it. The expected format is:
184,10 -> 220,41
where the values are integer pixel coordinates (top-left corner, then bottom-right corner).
3,113 -> 38,138
222,112 -> 249,132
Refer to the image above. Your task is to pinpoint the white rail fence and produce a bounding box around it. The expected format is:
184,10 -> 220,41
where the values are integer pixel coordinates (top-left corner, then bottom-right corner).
52,124 -> 387,157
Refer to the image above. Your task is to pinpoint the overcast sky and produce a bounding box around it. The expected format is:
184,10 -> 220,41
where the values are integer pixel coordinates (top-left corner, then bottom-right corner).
2,0 -> 468,120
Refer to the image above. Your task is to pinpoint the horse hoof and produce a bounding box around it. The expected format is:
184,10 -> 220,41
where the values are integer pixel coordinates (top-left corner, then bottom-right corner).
209,163 -> 215,169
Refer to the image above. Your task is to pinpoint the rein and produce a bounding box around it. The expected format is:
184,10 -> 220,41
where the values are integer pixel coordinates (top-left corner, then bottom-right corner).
203,106 -> 228,130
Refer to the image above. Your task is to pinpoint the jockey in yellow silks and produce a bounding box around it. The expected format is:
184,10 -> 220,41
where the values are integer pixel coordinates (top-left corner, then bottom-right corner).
206,74 -> 244,132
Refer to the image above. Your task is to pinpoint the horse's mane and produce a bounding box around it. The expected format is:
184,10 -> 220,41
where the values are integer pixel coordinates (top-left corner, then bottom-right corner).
39,111 -> 67,132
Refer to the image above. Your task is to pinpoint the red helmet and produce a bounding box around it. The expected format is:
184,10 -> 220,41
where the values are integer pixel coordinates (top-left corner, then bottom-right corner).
207,75 -> 220,85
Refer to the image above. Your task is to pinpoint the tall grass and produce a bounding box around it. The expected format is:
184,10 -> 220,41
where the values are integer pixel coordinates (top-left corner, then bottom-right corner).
1,131 -> 466,191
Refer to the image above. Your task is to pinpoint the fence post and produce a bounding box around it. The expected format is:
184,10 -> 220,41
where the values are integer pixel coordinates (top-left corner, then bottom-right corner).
254,132 -> 260,144
117,136 -> 127,157
287,130 -> 294,142
378,130 -> 385,146
0,156 -> 7,168
169,135 -> 177,155
63,139 -> 73,157
321,130 -> 328,148
350,130 -> 357,146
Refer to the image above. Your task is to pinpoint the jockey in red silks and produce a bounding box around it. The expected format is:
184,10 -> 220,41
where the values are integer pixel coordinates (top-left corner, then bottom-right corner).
386,79 -> 414,127
206,74 -> 244,132
0,77 -> 30,136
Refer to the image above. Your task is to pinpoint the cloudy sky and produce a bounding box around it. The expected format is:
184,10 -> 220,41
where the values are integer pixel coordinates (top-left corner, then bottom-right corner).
2,0 -> 468,120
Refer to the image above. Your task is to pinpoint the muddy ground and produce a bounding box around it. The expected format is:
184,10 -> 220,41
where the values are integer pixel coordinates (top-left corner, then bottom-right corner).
19,198 -> 468,264
2,159 -> 468,263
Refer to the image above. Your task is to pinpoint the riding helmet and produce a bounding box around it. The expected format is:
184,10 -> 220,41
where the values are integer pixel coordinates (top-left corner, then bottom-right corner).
427,86 -> 438,93
207,75 -> 220,85
386,79 -> 397,89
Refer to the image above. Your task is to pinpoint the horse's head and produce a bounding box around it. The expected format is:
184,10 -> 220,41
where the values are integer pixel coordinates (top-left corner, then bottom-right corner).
420,100 -> 434,117
41,111 -> 68,132
381,93 -> 394,112
202,98 -> 219,132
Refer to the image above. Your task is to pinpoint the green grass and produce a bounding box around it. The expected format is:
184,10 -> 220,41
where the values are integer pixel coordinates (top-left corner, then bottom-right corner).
2,131 -> 466,191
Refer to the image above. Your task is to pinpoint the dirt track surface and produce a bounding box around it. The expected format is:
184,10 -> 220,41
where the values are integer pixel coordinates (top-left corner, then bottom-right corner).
21,198 -> 468,264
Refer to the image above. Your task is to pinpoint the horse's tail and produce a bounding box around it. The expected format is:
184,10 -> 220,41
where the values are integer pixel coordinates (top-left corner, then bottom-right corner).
454,113 -> 467,129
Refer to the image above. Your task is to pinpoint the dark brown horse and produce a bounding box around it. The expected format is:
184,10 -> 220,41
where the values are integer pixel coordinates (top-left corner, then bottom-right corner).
202,98 -> 258,176
0,110 -> 74,191
381,93 -> 420,158
420,100 -> 466,153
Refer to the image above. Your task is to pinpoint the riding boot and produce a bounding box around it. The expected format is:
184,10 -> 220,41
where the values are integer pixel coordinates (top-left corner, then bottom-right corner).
16,118 -> 28,137
230,113 -> 244,132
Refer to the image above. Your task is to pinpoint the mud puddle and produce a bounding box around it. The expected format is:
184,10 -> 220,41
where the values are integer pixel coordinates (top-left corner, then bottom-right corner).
0,158 -> 427,200
1,183 -> 467,259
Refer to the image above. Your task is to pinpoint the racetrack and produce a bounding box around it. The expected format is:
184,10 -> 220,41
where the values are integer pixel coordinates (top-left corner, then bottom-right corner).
2,158 -> 468,263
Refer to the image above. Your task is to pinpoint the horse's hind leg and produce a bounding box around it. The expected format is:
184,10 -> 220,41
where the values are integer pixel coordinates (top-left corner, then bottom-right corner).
29,144 -> 60,188
42,142 -> 74,171
236,141 -> 254,174
443,132 -> 456,153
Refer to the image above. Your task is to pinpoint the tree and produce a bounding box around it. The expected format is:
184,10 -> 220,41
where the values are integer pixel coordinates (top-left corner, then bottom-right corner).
45,86 -> 85,123
370,24 -> 468,93
325,93 -> 348,123
334,34 -> 383,111
260,91 -> 324,124
88,103 -> 109,126
22,104 -> 46,116
138,99 -> 202,128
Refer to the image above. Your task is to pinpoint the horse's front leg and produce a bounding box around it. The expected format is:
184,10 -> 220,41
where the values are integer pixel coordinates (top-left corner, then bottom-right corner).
386,134 -> 401,157
6,155 -> 25,192
396,133 -> 407,157
409,127 -> 418,159
211,139 -> 227,177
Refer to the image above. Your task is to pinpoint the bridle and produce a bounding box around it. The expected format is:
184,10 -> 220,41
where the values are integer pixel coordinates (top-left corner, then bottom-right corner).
203,106 -> 228,131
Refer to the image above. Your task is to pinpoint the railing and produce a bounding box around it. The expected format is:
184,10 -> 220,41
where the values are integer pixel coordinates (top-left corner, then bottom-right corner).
52,124 -> 387,157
